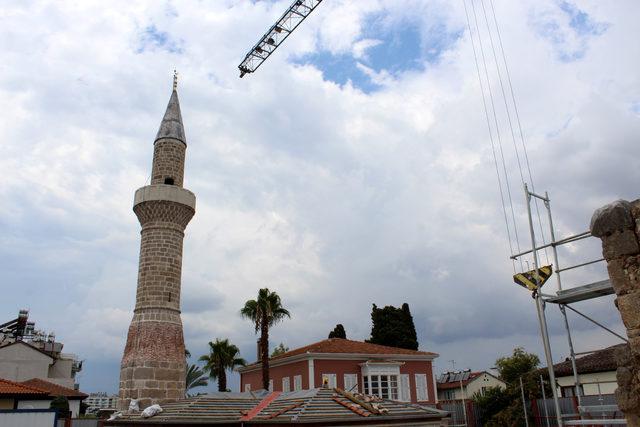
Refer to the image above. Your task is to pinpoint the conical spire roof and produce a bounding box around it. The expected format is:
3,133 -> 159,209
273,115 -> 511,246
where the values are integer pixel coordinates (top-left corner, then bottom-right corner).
155,88 -> 185,143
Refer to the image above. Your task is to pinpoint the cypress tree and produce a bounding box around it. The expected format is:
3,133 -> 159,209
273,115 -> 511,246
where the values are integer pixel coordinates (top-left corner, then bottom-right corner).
367,303 -> 419,350
328,324 -> 347,339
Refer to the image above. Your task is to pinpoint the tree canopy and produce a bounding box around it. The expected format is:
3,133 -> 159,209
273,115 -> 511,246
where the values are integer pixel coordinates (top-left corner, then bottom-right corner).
271,342 -> 289,358
328,324 -> 346,339
199,338 -> 246,392
495,346 -> 541,384
50,396 -> 70,416
367,303 -> 418,350
241,288 -> 291,389
185,363 -> 209,394
473,347 -> 546,426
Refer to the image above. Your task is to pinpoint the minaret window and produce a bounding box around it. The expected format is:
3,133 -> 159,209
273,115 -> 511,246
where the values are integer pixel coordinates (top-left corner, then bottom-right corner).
164,177 -> 175,185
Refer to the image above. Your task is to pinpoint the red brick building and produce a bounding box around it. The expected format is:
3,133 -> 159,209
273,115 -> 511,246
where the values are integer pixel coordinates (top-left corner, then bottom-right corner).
238,338 -> 439,405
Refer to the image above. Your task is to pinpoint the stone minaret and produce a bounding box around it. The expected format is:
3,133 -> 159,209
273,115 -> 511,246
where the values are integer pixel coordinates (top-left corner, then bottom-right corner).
119,75 -> 196,410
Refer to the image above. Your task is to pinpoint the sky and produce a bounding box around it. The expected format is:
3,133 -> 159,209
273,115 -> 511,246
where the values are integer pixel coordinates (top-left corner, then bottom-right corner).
1,0 -> 639,395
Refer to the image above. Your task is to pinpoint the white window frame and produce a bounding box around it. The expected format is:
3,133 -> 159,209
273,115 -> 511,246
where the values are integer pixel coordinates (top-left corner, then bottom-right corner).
282,377 -> 290,392
244,383 -> 251,392
415,374 -> 428,401
399,374 -> 410,402
344,373 -> 358,393
360,362 -> 402,400
268,379 -> 274,391
322,373 -> 337,388
293,375 -> 302,391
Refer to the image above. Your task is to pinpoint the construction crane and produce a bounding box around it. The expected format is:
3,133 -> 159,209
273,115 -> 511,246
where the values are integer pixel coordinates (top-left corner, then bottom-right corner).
238,0 -> 324,78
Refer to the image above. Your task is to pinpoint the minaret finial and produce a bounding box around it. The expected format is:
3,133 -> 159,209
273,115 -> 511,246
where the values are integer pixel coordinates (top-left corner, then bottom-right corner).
173,69 -> 178,91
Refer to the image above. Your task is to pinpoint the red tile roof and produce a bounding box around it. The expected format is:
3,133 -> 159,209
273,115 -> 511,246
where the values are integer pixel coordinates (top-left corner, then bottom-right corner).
0,378 -> 48,396
241,338 -> 437,370
436,372 -> 483,390
21,378 -> 88,399
274,338 -> 437,360
551,344 -> 623,376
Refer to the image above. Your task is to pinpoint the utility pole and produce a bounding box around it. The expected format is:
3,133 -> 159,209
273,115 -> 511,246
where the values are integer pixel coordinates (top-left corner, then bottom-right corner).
520,376 -> 530,427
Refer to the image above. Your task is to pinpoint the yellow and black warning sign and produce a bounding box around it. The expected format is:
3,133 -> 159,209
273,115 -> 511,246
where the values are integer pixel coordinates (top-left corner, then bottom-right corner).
513,265 -> 553,291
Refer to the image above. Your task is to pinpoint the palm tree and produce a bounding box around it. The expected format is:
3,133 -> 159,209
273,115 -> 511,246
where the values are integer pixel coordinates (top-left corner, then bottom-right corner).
199,338 -> 247,392
240,288 -> 291,390
185,364 -> 208,395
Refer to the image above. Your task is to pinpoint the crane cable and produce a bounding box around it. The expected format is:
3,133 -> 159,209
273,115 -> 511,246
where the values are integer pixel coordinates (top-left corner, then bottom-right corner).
469,0 -> 525,270
462,0 -> 519,273
486,0 -> 551,266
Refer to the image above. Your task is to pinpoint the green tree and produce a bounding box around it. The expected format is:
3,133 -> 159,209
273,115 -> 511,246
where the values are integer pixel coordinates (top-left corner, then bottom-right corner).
495,347 -> 541,384
271,342 -> 289,358
241,288 -> 291,389
50,396 -> 70,417
473,386 -> 510,425
185,363 -> 209,394
367,303 -> 418,350
328,324 -> 346,339
199,338 -> 247,392
478,347 -> 546,426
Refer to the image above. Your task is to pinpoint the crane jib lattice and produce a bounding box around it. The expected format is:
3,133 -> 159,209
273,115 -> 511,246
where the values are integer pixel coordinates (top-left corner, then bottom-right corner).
238,0 -> 324,78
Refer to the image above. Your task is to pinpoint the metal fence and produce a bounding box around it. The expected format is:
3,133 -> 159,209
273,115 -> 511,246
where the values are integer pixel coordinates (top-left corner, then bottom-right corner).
439,400 -> 482,427
532,395 -> 624,426
439,395 -> 625,427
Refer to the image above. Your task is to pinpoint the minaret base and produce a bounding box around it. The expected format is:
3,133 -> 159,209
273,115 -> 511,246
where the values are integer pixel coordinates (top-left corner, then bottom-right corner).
118,313 -> 186,410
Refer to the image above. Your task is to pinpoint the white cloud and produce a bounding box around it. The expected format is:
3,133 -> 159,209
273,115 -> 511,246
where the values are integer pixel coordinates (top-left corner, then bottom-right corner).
0,0 -> 637,393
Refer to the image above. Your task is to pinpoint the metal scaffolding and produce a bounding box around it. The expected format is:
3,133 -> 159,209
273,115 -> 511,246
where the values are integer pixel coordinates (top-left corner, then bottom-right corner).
512,185 -> 627,426
238,0 -> 324,77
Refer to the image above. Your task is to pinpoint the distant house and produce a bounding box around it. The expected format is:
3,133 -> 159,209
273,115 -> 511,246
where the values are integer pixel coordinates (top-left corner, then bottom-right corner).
85,392 -> 119,411
238,338 -> 439,405
0,310 -> 82,389
0,377 -> 87,417
548,344 -> 622,397
436,371 -> 506,401
0,341 -> 81,389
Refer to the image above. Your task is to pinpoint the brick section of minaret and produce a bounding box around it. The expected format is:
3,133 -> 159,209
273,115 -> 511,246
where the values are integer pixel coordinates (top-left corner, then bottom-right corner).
118,200 -> 194,409
151,139 -> 186,186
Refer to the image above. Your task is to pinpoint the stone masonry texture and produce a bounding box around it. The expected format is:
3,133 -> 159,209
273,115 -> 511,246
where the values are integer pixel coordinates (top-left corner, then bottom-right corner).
151,138 -> 185,187
591,199 -> 640,427
118,89 -> 194,411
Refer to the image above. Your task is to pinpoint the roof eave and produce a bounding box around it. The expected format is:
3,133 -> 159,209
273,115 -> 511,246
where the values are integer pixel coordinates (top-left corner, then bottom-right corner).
239,352 -> 438,373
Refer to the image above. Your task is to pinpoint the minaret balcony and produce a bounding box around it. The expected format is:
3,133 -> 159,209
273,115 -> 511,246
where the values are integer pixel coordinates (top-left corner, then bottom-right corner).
133,184 -> 196,210
133,184 -> 196,229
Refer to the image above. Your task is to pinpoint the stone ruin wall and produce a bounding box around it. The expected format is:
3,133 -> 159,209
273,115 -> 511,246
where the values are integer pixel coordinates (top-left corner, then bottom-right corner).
591,199 -> 640,427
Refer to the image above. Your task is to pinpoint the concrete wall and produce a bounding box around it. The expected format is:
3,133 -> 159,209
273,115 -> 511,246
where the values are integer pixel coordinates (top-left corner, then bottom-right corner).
48,358 -> 74,387
0,344 -> 52,382
556,371 -> 618,396
16,400 -> 50,410
0,410 -> 57,427
16,399 -> 81,417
